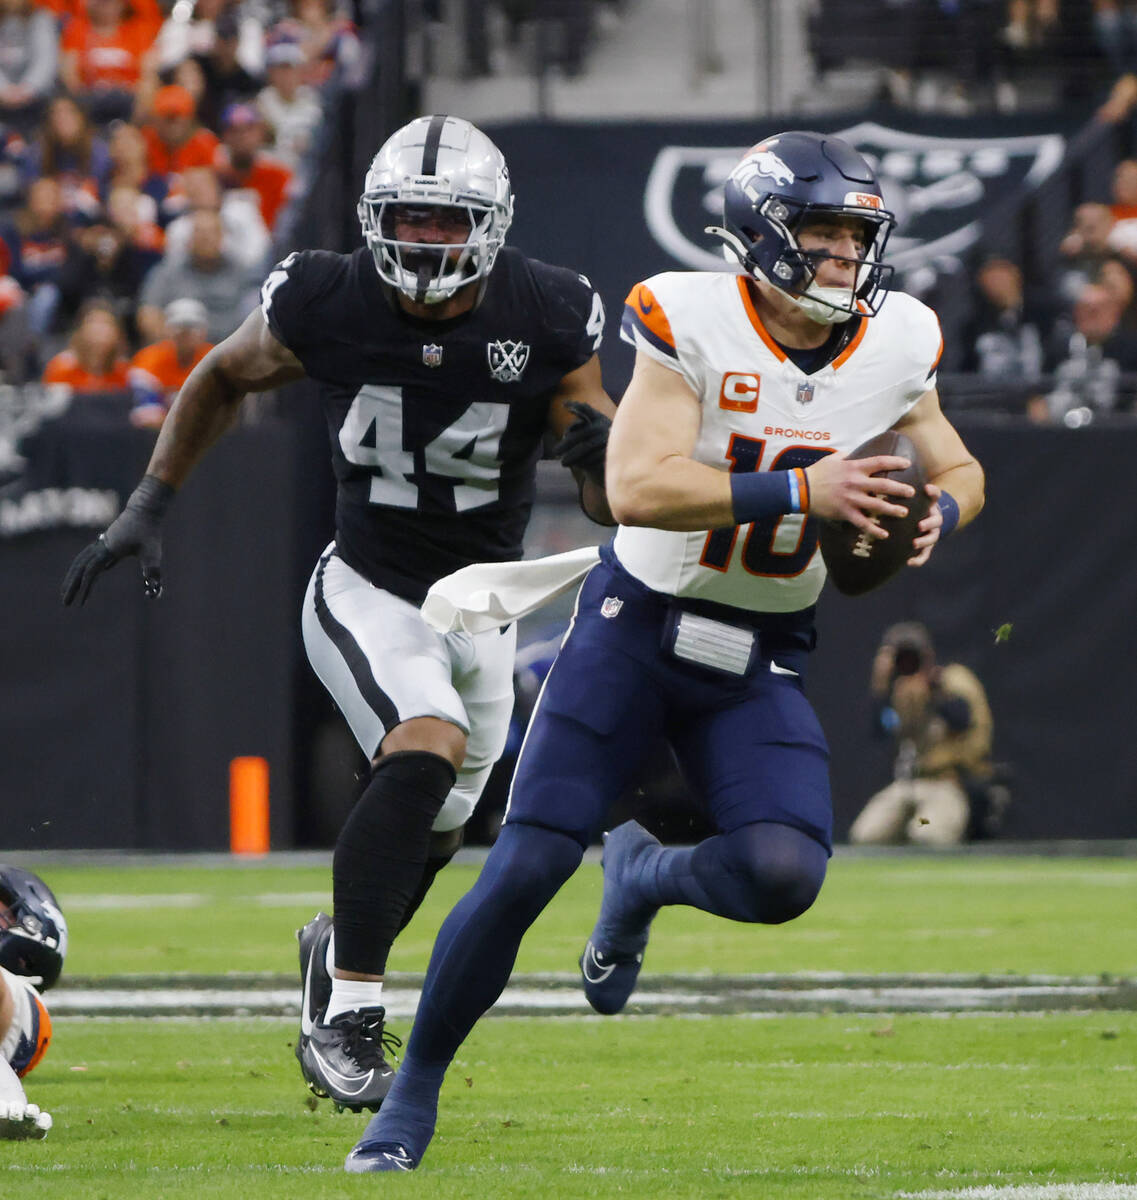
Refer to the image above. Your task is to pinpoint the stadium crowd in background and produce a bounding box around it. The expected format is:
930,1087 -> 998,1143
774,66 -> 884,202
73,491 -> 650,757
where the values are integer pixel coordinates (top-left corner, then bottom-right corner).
0,0 -> 353,396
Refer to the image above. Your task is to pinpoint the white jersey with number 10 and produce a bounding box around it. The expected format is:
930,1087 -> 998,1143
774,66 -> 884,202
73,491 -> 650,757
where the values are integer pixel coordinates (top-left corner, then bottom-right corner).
614,270 -> 943,613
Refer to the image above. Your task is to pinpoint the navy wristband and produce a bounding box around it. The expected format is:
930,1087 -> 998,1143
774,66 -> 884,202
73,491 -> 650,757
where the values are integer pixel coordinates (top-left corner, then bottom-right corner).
937,490 -> 960,539
730,471 -> 796,525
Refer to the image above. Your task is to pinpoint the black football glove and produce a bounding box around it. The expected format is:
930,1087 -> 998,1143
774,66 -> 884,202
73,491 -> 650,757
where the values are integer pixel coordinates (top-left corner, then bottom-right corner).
553,400 -> 611,481
61,474 -> 175,606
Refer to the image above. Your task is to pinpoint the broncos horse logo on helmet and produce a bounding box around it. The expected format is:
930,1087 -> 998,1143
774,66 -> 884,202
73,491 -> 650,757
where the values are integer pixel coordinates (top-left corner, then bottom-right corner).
707,130 -> 896,325
0,866 -> 68,991
357,114 -> 514,306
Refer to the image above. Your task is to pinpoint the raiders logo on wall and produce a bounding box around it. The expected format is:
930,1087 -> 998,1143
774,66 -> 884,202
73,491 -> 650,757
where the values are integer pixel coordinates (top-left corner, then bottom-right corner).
643,122 -> 1065,275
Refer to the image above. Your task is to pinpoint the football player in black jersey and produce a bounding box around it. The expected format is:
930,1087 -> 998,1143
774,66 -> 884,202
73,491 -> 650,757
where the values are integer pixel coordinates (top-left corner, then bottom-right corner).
62,114 -> 616,1112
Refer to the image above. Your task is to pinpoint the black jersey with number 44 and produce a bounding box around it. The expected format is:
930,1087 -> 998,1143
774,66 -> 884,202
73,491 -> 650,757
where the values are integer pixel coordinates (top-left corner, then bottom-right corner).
261,245 -> 605,603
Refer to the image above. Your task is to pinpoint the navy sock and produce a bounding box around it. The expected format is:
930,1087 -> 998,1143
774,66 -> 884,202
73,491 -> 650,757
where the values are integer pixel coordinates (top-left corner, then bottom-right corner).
358,823 -> 583,1159
631,820 -> 828,924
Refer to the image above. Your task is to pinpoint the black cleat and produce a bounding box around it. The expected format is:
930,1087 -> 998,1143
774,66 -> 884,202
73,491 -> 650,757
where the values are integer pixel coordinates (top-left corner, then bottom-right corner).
295,912 -> 334,1094
299,1007 -> 401,1113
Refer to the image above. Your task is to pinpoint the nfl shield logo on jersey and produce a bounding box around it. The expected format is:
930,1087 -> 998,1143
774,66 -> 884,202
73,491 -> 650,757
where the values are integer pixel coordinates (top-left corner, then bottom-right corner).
422,343 -> 443,368
487,339 -> 530,383
796,380 -> 815,406
600,596 -> 623,619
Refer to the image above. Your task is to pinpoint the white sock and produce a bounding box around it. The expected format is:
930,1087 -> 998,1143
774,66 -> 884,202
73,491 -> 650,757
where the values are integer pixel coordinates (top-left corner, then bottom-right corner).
324,930 -> 336,977
324,976 -> 383,1023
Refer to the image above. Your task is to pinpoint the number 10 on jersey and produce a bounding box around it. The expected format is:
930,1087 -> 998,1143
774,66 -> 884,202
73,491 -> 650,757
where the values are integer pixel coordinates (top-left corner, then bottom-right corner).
700,435 -> 834,578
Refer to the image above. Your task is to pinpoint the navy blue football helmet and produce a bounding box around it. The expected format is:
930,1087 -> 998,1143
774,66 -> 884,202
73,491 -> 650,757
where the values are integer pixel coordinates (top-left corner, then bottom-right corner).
707,130 -> 896,324
0,866 -> 68,990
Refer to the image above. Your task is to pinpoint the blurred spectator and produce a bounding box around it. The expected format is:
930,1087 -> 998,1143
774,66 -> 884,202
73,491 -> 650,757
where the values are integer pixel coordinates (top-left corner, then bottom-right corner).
127,296 -> 211,427
190,8 -> 264,133
214,103 -> 293,231
153,0 -> 265,79
256,36 -> 322,174
275,0 -> 363,89
962,256 -> 1057,380
849,622 -> 1002,847
0,127 -> 27,211
1105,161 -> 1137,264
141,84 -> 220,178
105,119 -> 172,224
1031,282 -> 1137,424
1108,158 -> 1137,220
1057,202 -> 1118,303
0,272 -> 33,381
20,96 -> 109,223
41,298 -> 130,394
0,176 -> 71,338
1092,0 -> 1137,78
0,0 -> 59,133
162,164 -> 269,271
104,183 -> 165,259
55,203 -> 161,338
59,0 -> 161,123
136,207 -> 260,343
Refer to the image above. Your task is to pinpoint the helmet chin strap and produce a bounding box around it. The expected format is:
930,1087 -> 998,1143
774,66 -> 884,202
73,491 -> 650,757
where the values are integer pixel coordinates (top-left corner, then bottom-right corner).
787,285 -> 857,325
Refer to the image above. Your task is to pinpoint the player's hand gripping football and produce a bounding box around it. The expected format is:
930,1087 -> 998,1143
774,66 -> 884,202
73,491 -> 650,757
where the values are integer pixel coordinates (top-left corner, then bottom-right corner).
60,475 -> 174,605
553,400 -> 612,480
804,451 -> 915,536
907,482 -> 943,566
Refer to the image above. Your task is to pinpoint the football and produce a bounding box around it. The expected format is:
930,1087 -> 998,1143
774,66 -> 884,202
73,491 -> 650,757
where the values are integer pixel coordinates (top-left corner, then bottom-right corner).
817,430 -> 931,596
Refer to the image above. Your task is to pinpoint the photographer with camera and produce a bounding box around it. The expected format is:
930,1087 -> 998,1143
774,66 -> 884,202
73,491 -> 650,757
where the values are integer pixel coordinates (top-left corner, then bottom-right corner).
849,622 -> 1002,846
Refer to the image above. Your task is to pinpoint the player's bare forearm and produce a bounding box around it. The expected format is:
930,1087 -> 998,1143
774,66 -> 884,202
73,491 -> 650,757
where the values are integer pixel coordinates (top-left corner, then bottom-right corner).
147,309 -> 307,489
608,451 -> 736,530
608,355 -> 737,529
896,387 -> 985,530
147,355 -> 247,487
930,459 -> 984,529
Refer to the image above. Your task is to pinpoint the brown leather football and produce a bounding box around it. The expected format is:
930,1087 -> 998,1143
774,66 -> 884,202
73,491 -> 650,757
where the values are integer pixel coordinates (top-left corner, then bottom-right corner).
818,430 -> 931,596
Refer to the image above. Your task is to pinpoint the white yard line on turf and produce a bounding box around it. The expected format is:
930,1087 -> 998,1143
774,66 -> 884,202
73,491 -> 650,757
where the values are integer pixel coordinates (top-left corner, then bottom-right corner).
899,1186 -> 1137,1199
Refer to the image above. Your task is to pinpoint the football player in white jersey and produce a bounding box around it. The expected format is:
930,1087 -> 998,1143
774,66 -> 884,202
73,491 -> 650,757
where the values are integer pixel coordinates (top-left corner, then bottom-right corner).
0,866 -> 67,1140
341,130 -> 984,1173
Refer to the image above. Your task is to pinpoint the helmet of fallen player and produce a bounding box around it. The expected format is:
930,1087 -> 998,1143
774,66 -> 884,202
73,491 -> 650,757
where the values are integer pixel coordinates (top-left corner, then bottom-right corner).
707,130 -> 896,325
0,865 -> 69,990
357,114 -> 513,305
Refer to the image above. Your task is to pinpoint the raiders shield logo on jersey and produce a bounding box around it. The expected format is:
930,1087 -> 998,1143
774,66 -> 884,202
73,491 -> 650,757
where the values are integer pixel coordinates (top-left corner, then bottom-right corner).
487,339 -> 530,383
422,343 -> 443,368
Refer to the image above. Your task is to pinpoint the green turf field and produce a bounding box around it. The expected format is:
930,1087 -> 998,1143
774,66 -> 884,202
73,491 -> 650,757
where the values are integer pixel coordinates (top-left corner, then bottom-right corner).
4,854 -> 1136,1199
43,854 -> 1137,977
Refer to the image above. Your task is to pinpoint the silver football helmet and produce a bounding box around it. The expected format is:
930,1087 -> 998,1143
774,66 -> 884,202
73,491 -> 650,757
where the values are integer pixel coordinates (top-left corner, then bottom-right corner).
357,114 -> 513,304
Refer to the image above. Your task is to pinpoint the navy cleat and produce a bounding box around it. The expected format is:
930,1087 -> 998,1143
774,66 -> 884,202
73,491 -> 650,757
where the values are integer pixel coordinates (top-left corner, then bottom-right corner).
295,912 -> 333,1094
579,820 -> 660,1015
344,1141 -> 418,1173
299,1006 -> 401,1113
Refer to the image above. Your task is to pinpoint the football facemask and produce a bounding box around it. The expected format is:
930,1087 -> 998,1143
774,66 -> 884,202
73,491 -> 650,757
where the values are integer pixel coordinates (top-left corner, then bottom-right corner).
358,115 -> 513,305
